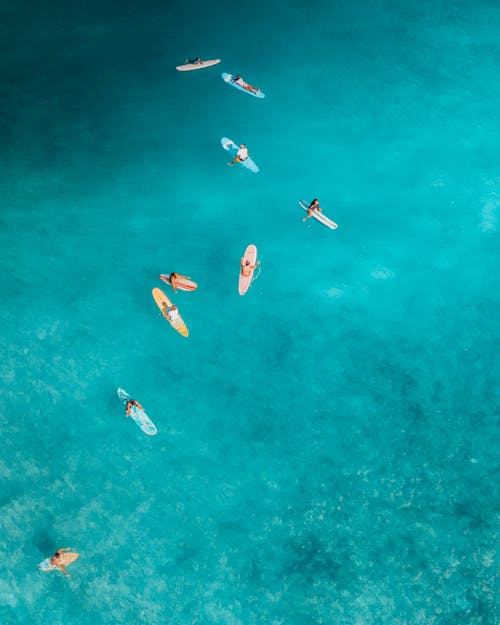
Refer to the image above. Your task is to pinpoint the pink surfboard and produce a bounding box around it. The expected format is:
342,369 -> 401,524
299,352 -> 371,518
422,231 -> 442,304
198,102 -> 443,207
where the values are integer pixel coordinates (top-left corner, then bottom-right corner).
239,244 -> 258,295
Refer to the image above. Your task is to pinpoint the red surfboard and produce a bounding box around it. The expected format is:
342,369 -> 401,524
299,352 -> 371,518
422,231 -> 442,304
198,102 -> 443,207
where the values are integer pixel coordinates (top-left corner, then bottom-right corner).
160,274 -> 197,292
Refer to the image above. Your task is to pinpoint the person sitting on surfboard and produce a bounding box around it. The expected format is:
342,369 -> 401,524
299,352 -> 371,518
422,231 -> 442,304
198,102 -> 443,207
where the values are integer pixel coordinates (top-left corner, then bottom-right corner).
168,272 -> 190,294
163,304 -> 179,321
240,257 -> 260,277
232,75 -> 259,94
229,144 -> 249,165
303,198 -> 322,222
185,57 -> 203,64
126,399 -> 143,416
50,548 -> 79,577
168,307 -> 179,321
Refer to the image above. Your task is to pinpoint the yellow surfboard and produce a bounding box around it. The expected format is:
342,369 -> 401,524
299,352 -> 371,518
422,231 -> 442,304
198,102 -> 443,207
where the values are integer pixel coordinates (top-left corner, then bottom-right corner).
152,288 -> 189,337
38,550 -> 79,572
58,551 -> 79,567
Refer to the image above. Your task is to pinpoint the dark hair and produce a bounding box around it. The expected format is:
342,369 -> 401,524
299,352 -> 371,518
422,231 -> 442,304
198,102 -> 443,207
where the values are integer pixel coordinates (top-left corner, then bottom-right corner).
54,552 -> 60,558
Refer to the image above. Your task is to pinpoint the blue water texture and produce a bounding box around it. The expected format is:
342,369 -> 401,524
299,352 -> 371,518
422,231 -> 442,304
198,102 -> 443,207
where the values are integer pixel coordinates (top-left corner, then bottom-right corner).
0,1 -> 498,623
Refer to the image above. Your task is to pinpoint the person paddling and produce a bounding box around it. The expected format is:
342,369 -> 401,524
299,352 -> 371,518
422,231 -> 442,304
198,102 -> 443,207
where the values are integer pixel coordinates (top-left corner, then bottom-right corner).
50,548 -> 79,577
232,75 -> 259,94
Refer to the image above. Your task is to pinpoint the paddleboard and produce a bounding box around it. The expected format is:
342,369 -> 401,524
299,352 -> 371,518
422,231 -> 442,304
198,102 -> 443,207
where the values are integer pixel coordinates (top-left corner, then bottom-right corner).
160,273 -> 198,292
299,200 -> 338,230
117,388 -> 157,436
239,244 -> 259,295
176,59 -> 221,71
221,72 -> 265,98
221,137 -> 259,173
152,288 -> 189,337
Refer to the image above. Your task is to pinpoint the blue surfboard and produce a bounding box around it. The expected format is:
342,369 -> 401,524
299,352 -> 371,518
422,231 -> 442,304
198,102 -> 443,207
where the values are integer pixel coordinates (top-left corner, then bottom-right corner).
38,558 -> 56,572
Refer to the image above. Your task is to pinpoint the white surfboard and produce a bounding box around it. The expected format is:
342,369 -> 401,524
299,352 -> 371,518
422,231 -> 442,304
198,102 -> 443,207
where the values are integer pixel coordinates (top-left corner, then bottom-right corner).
176,59 -> 221,72
299,200 -> 338,230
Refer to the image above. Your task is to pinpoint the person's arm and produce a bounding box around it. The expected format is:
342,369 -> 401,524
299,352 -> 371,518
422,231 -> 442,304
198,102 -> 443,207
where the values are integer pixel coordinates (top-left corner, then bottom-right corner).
252,261 -> 261,270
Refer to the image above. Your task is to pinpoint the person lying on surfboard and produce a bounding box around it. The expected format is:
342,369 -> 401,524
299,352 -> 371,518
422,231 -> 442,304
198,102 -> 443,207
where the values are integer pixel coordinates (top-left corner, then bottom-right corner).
50,548 -> 79,577
303,198 -> 322,222
126,399 -> 143,416
240,257 -> 260,277
229,144 -> 249,165
185,57 -> 203,64
232,75 -> 259,94
161,303 -> 179,321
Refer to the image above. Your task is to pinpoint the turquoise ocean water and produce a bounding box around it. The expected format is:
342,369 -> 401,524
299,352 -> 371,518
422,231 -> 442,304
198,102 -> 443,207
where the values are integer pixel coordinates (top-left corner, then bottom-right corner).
1,1 -> 498,623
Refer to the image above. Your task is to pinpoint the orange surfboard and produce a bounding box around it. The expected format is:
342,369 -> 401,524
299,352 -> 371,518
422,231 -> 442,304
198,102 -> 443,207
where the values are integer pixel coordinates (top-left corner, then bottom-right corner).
239,244 -> 258,295
152,288 -> 189,337
58,552 -> 79,567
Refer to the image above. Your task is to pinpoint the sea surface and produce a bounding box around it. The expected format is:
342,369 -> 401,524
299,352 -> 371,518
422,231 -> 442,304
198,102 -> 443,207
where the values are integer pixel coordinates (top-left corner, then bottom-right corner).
0,1 -> 498,624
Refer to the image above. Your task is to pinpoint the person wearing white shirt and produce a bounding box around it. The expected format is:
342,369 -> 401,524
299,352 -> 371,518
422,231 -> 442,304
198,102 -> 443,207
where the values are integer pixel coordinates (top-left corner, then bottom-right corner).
167,306 -> 179,321
229,144 -> 249,166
